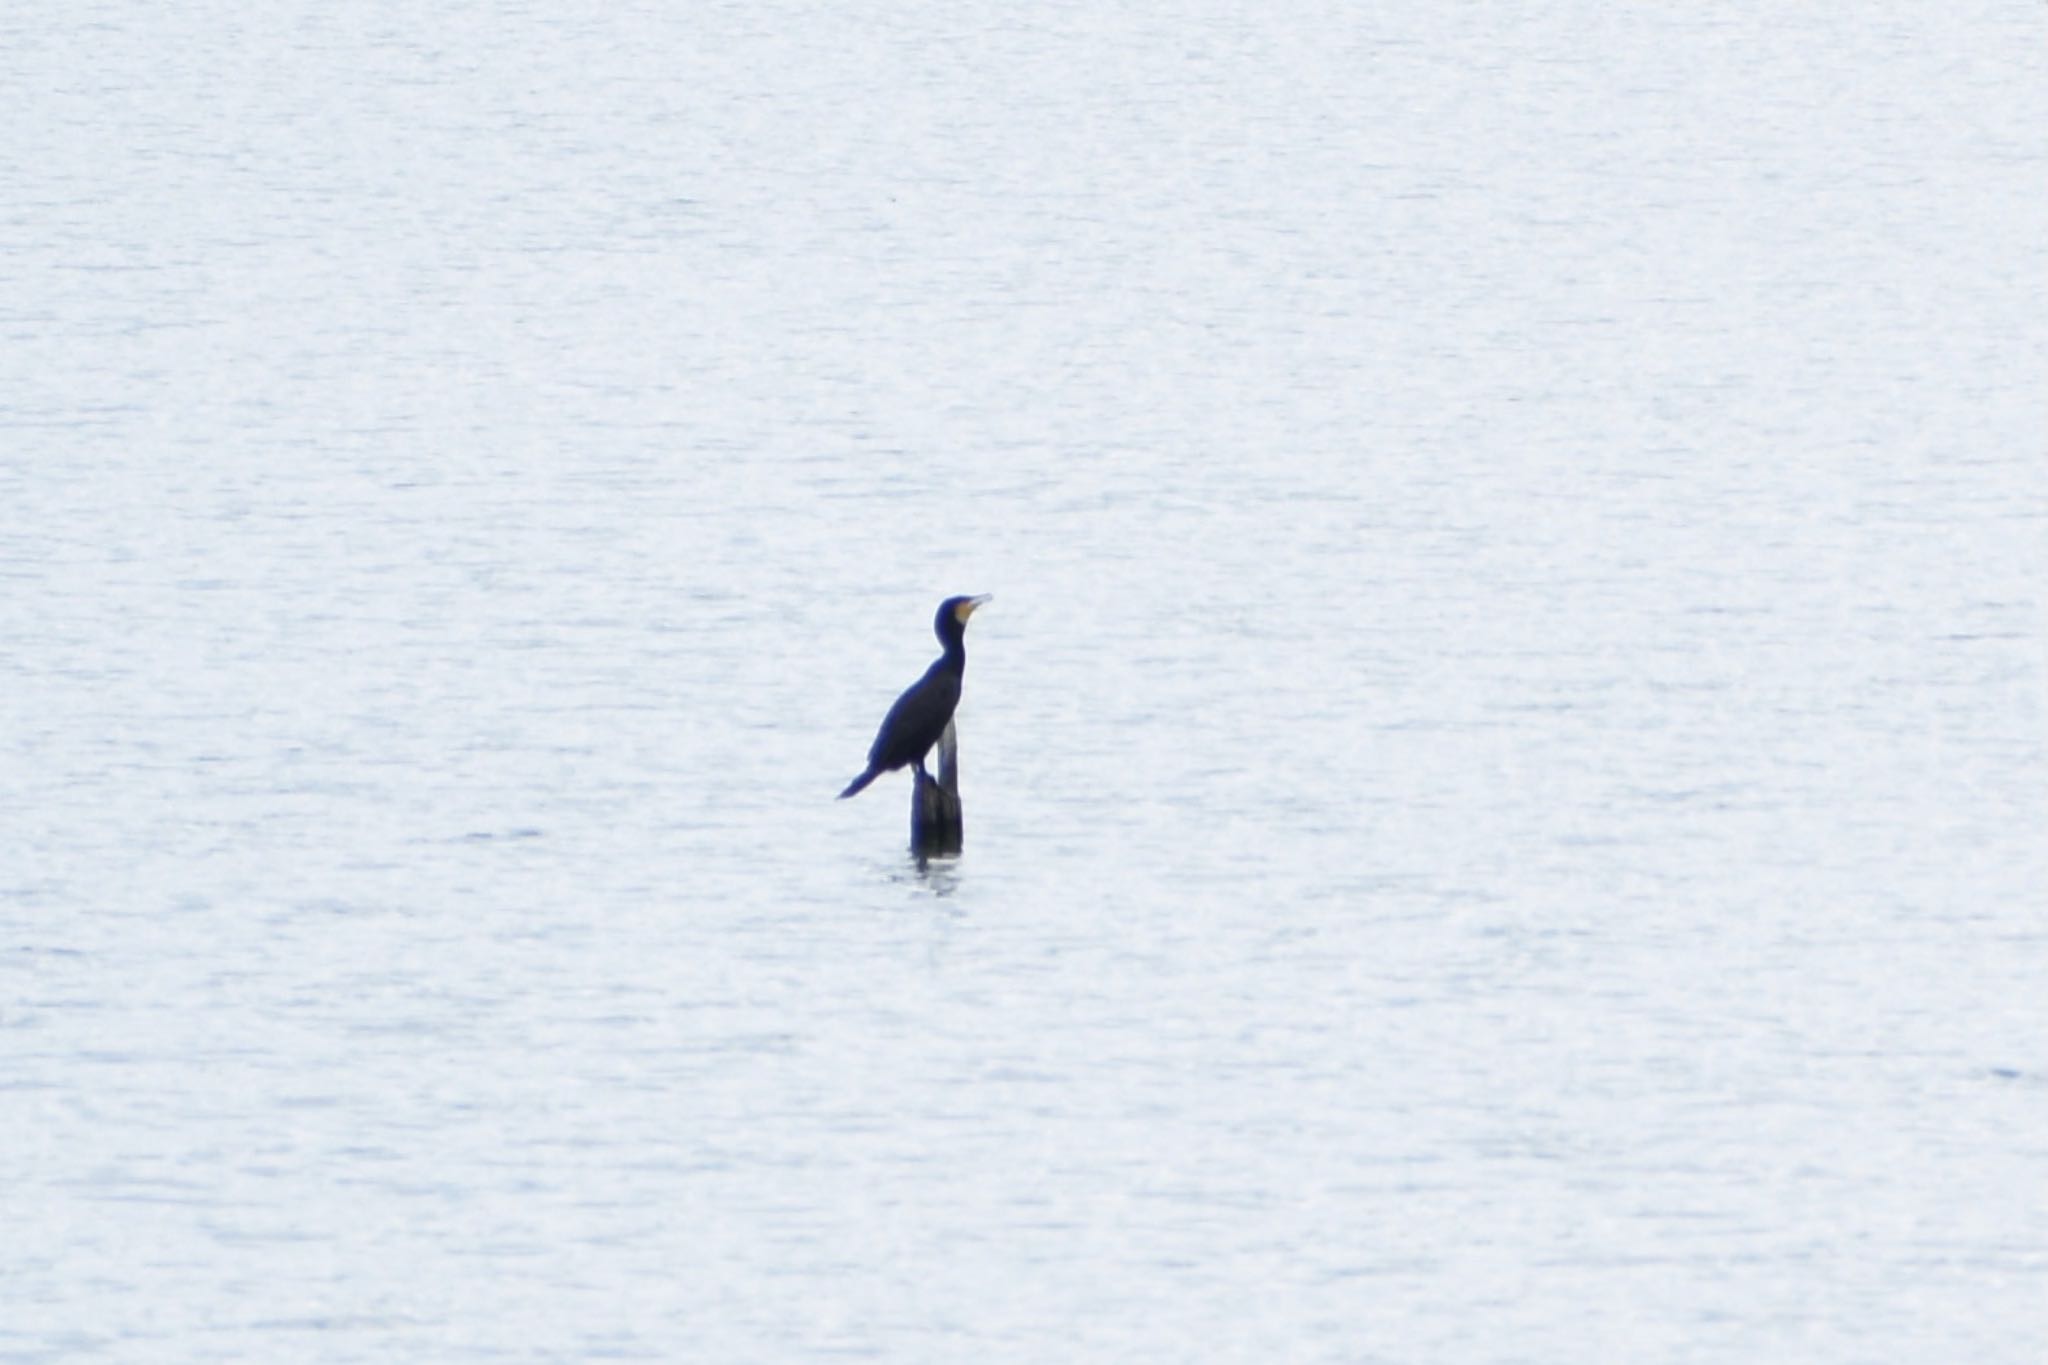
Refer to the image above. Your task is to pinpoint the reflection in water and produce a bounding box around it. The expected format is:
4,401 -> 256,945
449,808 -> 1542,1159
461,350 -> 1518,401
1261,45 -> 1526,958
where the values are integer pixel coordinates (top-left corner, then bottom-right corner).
904,851 -> 961,898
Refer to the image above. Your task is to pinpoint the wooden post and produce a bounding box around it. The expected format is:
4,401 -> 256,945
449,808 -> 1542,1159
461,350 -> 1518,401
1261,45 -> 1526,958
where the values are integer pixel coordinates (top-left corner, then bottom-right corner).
911,719 -> 964,857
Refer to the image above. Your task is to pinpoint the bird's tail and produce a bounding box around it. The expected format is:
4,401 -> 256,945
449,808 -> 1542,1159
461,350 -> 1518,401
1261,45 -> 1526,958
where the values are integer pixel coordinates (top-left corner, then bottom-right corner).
838,766 -> 881,800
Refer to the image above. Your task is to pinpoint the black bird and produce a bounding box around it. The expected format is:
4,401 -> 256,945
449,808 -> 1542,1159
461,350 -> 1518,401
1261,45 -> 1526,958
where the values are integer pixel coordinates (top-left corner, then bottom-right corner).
839,594 -> 991,800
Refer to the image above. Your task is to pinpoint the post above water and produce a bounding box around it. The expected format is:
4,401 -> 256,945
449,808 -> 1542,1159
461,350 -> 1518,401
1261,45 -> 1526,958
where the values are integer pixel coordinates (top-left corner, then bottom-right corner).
911,719 -> 963,857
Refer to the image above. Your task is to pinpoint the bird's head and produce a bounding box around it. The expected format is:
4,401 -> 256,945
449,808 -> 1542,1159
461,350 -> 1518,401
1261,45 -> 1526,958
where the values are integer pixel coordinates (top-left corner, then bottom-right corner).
935,594 -> 992,641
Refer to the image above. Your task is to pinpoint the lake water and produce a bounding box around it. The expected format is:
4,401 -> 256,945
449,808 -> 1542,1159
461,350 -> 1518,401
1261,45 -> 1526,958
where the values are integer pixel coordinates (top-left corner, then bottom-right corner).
5,3 -> 2044,1360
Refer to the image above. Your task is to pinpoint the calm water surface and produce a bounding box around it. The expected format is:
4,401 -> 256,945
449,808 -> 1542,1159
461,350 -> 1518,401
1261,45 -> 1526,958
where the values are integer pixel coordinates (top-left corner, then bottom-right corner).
4,3 -> 2044,1361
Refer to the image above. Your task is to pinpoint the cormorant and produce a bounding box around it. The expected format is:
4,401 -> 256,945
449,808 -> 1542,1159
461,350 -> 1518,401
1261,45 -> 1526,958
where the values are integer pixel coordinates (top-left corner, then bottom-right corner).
838,594 -> 991,800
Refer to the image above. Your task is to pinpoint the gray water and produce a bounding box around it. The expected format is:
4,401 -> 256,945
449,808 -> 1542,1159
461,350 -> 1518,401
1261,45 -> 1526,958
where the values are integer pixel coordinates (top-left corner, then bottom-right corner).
5,3 -> 2044,1361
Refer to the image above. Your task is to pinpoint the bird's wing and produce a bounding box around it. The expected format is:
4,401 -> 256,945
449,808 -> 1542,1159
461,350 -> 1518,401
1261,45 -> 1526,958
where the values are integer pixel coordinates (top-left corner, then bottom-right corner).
867,664 -> 961,767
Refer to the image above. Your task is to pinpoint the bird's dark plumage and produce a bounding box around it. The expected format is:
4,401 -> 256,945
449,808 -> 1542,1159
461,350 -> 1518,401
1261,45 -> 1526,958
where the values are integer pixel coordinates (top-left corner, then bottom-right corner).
839,595 -> 990,799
